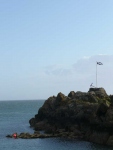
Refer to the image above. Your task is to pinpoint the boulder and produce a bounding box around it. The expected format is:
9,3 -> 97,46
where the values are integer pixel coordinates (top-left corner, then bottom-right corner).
68,91 -> 76,98
54,92 -> 67,106
88,88 -> 108,98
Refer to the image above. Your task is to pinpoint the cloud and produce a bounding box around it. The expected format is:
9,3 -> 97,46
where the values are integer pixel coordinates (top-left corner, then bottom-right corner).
44,64 -> 73,76
41,54 -> 113,96
1,54 -> 112,100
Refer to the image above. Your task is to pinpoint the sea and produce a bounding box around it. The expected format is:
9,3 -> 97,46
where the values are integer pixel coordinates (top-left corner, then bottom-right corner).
0,100 -> 112,150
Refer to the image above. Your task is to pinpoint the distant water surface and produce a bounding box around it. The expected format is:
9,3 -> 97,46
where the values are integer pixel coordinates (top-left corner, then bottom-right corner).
0,100 -> 112,150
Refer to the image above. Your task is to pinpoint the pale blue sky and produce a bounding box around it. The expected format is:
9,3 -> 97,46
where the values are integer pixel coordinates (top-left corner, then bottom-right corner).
0,0 -> 113,100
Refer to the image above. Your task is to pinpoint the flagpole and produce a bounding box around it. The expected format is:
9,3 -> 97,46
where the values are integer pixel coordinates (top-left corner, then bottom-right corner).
96,62 -> 97,88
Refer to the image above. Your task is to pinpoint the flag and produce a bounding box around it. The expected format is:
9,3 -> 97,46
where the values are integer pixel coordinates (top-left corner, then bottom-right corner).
97,62 -> 103,65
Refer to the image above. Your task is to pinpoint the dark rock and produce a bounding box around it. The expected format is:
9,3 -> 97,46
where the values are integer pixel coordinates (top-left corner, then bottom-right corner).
105,107 -> 113,122
34,121 -> 46,131
28,87 -> 113,145
75,92 -> 98,103
88,88 -> 108,98
109,95 -> 113,106
96,103 -> 109,117
68,91 -> 76,98
6,135 -> 12,138
88,131 -> 109,145
54,92 -> 67,106
29,118 -> 36,127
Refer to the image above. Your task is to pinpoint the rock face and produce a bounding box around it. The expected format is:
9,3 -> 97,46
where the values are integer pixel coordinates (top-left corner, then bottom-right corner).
29,88 -> 113,146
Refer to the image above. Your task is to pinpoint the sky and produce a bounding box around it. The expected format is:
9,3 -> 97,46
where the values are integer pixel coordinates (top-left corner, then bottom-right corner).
0,0 -> 113,100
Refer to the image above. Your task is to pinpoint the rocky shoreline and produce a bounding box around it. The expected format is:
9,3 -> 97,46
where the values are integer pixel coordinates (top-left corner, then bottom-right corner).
7,88 -> 113,146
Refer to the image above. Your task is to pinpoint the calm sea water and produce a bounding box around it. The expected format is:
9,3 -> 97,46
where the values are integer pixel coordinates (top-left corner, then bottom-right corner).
0,100 -> 112,150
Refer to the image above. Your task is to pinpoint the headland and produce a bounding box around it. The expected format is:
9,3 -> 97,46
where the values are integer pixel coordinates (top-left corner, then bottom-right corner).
7,88 -> 113,146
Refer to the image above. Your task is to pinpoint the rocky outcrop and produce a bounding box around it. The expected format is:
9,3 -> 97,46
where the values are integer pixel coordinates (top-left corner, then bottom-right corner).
29,88 -> 112,145
6,87 -> 113,145
29,88 -> 113,145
